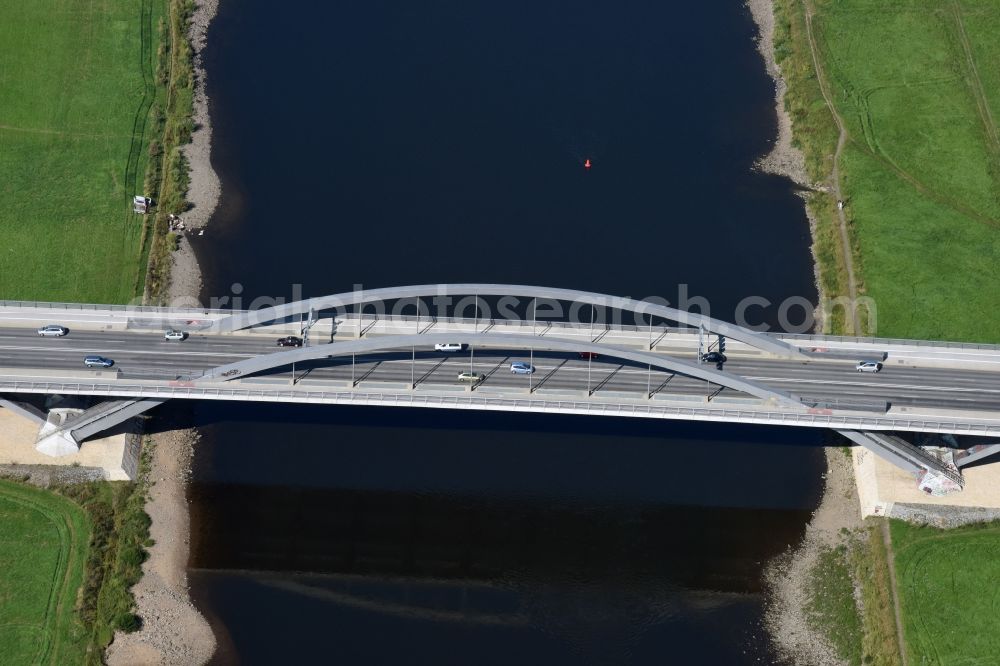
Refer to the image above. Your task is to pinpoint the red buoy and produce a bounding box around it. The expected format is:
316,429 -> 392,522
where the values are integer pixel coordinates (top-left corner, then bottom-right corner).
584,158 -> 592,169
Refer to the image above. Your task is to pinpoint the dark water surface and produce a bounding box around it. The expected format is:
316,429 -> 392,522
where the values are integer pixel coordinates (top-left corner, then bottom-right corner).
187,0 -> 822,663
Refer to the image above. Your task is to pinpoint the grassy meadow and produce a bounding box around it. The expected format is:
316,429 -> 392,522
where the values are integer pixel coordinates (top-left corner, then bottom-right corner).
0,480 -> 91,665
774,1 -> 1000,663
891,519 -> 1000,664
810,0 -> 1000,341
0,0 -> 164,302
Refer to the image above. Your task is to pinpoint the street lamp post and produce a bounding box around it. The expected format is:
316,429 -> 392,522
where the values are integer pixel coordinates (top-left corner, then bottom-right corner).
587,304 -> 594,395
529,298 -> 536,393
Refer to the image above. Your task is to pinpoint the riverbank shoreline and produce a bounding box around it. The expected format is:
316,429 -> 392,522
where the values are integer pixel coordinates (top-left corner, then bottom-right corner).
168,0 -> 221,307
745,0 -> 830,334
746,0 -> 808,187
764,448 -> 862,665
746,1 -> 862,663
105,430 -> 216,666
106,1 -> 221,663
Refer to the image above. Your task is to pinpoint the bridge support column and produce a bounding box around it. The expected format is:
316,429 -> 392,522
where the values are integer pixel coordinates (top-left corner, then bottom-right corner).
35,410 -> 83,457
0,395 -> 47,426
955,443 -> 1000,468
838,429 -> 965,493
34,398 -> 167,457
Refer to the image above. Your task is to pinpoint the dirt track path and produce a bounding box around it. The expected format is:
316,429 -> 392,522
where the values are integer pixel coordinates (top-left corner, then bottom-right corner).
951,0 -> 1000,157
802,0 -> 861,334
880,519 -> 909,666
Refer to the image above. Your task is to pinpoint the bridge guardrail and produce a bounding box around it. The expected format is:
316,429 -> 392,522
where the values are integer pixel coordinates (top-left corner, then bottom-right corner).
333,314 -> 1000,350
3,300 -> 998,351
797,395 -> 890,413
337,313 -> 687,335
0,300 -> 240,314
2,378 -> 999,435
780,331 -> 1000,351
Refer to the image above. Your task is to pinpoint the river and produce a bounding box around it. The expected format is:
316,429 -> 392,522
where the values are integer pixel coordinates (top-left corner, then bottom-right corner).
185,0 -> 822,663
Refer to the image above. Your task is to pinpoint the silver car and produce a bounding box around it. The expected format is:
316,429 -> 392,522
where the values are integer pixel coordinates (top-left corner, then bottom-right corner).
37,325 -> 69,337
164,329 -> 187,341
856,361 -> 883,373
84,355 -> 114,368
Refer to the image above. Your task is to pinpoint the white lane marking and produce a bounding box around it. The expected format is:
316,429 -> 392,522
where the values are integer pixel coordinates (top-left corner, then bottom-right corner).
265,357 -> 1000,391
5,346 -> 999,398
0,344 -> 258,358
744,375 -> 1000,395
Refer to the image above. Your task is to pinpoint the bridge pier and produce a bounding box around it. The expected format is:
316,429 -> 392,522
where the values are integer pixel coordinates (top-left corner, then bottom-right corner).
837,429 -> 965,493
35,410 -> 84,456
0,395 -> 47,426
34,397 -> 167,457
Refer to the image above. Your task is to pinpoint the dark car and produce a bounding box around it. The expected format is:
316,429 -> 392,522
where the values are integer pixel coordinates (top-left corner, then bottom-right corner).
578,352 -> 599,360
701,351 -> 727,364
276,336 -> 303,347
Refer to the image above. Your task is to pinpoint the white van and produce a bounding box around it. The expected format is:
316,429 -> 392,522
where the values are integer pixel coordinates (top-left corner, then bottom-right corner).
434,343 -> 464,352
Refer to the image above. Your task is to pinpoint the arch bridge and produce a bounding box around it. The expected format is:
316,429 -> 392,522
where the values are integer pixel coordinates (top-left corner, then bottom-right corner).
2,283 -> 998,489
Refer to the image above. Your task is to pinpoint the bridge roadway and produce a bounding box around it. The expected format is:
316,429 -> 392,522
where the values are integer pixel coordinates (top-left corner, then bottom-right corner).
3,326 -> 1000,414
5,290 -> 1000,483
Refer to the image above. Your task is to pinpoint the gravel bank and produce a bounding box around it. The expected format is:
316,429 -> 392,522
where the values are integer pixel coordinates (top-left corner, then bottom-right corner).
746,0 -> 829,329
105,1 -> 221,663
765,449 -> 862,666
105,429 -> 216,666
749,6 -> 861,654
169,0 -> 220,308
746,0 -> 809,185
888,503 -> 1000,528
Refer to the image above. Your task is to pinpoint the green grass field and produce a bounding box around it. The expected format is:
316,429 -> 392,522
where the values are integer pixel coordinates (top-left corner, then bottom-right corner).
775,1 -> 1000,662
0,0 -> 164,303
891,519 -> 1000,664
0,480 -> 91,665
812,0 -> 1000,342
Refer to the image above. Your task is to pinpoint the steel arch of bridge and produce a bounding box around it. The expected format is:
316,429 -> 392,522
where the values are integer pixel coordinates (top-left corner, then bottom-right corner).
196,332 -> 805,407
210,284 -> 807,359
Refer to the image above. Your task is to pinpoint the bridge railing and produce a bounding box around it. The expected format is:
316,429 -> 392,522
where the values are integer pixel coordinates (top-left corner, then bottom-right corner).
2,299 -> 998,351
332,313 -> 1000,350
2,378 -> 999,436
334,313 -> 692,335
780,331 -> 1000,351
0,300 -> 239,314
797,395 -> 890,413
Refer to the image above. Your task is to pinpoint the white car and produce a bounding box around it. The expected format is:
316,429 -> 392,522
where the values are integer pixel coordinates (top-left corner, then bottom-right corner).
164,329 -> 187,341
856,361 -> 883,373
37,325 -> 69,337
434,343 -> 464,352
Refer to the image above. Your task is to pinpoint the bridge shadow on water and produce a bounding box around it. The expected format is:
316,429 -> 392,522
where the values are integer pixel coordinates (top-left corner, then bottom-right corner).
188,485 -> 808,665
157,401 -> 823,664
189,483 -> 810,591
